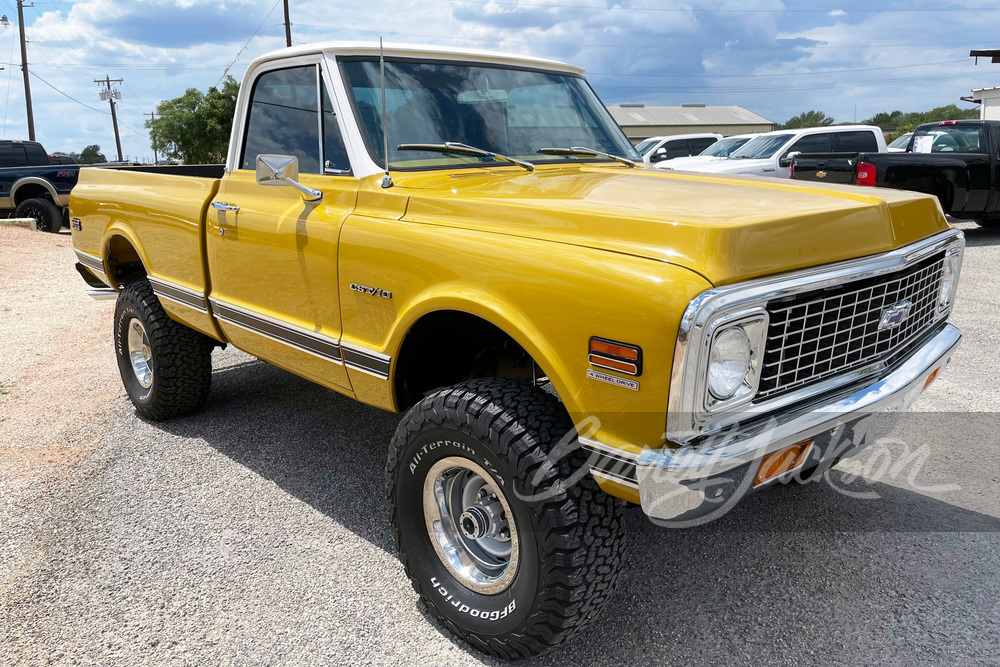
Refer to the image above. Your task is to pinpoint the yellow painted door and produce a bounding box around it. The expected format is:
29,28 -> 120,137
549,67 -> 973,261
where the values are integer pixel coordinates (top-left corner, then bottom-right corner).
205,63 -> 358,391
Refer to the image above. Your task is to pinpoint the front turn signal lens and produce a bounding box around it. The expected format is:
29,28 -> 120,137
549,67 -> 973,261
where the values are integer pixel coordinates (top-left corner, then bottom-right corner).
754,440 -> 812,487
923,367 -> 940,391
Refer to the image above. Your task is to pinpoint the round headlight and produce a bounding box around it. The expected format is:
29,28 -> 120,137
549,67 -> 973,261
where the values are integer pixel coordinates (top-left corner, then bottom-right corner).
708,327 -> 752,400
939,252 -> 957,310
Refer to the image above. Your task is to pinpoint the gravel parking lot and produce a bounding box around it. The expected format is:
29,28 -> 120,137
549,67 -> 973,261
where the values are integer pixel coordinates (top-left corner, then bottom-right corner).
2,221 -> 998,665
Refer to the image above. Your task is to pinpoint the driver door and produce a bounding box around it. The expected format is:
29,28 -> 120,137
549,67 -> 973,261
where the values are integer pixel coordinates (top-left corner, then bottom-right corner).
207,62 -> 358,391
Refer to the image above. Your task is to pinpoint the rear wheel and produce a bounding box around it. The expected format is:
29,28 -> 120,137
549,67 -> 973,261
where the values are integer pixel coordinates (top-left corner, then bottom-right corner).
16,198 -> 62,233
114,281 -> 214,420
386,378 -> 626,659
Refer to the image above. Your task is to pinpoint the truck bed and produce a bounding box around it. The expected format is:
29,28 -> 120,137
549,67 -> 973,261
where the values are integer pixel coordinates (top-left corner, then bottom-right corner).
70,165 -> 223,332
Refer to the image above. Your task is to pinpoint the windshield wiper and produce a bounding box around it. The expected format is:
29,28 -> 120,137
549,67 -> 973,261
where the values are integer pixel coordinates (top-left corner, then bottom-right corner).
536,146 -> 637,167
397,142 -> 535,171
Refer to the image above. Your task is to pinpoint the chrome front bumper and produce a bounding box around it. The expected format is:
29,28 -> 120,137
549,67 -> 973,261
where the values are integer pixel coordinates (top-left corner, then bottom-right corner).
633,323 -> 961,524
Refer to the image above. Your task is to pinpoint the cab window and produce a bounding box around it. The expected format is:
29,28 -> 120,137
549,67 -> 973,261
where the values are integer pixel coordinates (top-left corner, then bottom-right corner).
322,86 -> 350,173
836,131 -> 879,152
788,133 -> 832,154
242,65 -> 347,174
689,137 -> 717,154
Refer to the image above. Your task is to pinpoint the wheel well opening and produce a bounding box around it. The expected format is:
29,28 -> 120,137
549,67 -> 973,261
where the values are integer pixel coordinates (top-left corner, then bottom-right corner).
106,235 -> 147,286
13,184 -> 53,207
394,311 -> 541,410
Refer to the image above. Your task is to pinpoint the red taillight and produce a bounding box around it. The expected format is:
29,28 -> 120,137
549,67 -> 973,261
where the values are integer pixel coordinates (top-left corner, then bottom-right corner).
789,160 -> 794,179
856,161 -> 877,186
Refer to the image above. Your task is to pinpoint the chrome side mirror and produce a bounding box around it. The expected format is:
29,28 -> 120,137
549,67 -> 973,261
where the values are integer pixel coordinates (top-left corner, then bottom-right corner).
255,154 -> 322,202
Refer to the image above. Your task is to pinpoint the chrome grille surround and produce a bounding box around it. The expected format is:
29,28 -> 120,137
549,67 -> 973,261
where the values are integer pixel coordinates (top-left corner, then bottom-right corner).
758,254 -> 944,399
665,229 -> 964,446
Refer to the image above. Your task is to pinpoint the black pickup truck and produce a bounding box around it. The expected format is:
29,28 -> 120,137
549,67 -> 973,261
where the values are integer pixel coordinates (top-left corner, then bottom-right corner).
0,139 -> 81,233
791,119 -> 1000,228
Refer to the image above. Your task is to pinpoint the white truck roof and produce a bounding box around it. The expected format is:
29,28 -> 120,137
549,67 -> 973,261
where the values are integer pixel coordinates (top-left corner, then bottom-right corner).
248,42 -> 584,75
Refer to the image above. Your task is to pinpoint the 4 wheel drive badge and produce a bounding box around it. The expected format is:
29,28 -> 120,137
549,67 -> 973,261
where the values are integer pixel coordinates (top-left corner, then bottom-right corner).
349,282 -> 392,299
878,300 -> 913,331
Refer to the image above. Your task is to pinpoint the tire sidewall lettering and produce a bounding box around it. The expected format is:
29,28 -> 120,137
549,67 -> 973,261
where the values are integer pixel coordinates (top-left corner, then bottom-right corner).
397,428 -> 538,635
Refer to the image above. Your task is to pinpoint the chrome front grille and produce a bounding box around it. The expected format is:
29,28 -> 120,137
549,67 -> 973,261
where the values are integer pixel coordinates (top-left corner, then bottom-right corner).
758,253 -> 945,399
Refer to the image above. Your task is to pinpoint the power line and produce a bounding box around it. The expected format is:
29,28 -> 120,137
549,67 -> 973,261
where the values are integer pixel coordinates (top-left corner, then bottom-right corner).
28,69 -> 107,114
217,0 -> 281,86
93,74 -> 123,161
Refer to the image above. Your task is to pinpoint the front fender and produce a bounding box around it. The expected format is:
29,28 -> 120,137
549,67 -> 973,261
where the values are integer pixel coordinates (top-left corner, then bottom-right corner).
339,215 -> 712,452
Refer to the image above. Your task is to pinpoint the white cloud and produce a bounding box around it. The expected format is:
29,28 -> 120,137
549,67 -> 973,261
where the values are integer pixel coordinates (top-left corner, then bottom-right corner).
4,0 -> 992,159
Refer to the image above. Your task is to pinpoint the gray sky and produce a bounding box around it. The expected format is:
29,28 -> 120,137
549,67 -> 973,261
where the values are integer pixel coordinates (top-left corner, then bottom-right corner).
5,0 -> 994,161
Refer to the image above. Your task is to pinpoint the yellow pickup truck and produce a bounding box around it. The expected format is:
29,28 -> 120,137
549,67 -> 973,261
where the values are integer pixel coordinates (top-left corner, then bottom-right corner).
70,43 -> 964,658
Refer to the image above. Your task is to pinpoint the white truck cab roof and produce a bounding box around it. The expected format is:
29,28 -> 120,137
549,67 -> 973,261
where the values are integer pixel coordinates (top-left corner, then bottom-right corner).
247,41 -> 584,75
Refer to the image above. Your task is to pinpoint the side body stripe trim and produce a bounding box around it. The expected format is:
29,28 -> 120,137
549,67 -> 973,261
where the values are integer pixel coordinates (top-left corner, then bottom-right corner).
148,276 -> 209,314
208,297 -> 344,364
340,343 -> 392,379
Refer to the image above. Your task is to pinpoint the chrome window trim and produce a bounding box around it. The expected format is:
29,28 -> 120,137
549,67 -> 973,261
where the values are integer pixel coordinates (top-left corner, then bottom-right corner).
666,229 -> 965,445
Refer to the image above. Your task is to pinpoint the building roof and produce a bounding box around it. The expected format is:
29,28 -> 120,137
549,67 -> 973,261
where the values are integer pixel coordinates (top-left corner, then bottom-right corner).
607,105 -> 773,127
249,41 -> 582,75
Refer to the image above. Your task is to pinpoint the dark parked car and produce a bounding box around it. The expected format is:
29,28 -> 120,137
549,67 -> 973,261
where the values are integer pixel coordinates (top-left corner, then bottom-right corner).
791,119 -> 1000,228
0,140 -> 81,232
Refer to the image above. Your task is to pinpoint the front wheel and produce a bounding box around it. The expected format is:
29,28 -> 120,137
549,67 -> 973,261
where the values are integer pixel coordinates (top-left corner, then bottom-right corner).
386,379 -> 626,659
114,281 -> 214,420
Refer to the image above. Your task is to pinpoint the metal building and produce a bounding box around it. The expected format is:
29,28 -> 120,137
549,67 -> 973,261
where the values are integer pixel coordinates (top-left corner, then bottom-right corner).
607,103 -> 775,142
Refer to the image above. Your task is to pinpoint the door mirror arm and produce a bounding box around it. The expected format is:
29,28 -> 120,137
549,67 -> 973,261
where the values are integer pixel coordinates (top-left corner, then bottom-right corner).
256,154 -> 323,202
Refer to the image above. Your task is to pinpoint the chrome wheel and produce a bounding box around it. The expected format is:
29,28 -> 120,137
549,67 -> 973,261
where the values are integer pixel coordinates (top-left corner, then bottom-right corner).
423,456 -> 519,594
127,318 -> 153,389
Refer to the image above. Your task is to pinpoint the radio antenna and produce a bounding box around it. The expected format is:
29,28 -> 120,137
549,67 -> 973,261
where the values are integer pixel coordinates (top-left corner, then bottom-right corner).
379,37 -> 393,188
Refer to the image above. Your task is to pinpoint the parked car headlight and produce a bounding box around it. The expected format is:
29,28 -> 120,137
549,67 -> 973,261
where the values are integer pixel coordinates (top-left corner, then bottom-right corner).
938,246 -> 962,312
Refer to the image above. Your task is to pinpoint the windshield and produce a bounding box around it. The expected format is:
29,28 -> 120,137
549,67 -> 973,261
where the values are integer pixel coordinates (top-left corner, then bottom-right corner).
911,125 -> 985,154
728,134 -> 794,159
342,58 -> 639,169
633,138 -> 659,154
888,133 -> 912,150
701,136 -> 750,157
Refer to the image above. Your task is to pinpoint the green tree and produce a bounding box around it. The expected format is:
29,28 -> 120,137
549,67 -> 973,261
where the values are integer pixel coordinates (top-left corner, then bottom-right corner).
77,145 -> 107,164
777,110 -> 835,130
146,76 -> 239,164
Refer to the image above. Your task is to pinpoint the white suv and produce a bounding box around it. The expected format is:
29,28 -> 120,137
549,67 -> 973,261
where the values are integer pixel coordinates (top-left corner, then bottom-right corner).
633,133 -> 722,165
682,125 -> 887,179
654,133 -> 757,171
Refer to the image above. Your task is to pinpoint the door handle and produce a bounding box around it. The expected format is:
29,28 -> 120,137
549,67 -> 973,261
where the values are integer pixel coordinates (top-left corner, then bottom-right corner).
211,201 -> 240,213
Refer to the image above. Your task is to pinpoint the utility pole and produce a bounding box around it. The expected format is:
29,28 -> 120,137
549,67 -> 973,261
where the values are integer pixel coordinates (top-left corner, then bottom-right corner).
16,1 -> 34,141
283,0 -> 291,47
94,75 -> 124,162
144,111 -> 158,164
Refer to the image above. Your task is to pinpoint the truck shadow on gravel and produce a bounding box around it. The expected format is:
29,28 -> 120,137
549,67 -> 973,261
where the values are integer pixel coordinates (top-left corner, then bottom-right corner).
151,352 -> 1000,664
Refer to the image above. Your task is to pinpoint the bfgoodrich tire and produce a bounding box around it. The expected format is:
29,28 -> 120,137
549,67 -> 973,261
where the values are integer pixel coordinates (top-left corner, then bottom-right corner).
16,197 -> 62,233
386,378 -> 626,659
114,281 -> 214,421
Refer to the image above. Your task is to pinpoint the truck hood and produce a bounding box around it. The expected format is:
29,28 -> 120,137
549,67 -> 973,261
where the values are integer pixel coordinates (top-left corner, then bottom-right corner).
390,164 -> 949,286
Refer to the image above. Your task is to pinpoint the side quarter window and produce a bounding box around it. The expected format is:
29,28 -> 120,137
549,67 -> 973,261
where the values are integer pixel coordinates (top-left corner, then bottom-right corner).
322,85 -> 350,174
241,65 -> 321,172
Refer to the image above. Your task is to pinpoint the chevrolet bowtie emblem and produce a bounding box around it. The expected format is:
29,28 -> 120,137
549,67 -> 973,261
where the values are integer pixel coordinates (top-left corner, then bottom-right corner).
878,300 -> 913,330
816,171 -> 827,179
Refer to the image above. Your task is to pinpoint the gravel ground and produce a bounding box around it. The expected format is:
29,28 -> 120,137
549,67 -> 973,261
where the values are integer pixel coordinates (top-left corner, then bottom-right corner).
1,221 -> 998,665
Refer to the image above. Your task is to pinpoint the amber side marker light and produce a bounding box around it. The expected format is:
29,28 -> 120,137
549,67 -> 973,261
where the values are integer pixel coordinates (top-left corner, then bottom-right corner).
754,440 -> 812,487
588,337 -> 642,376
923,367 -> 941,391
